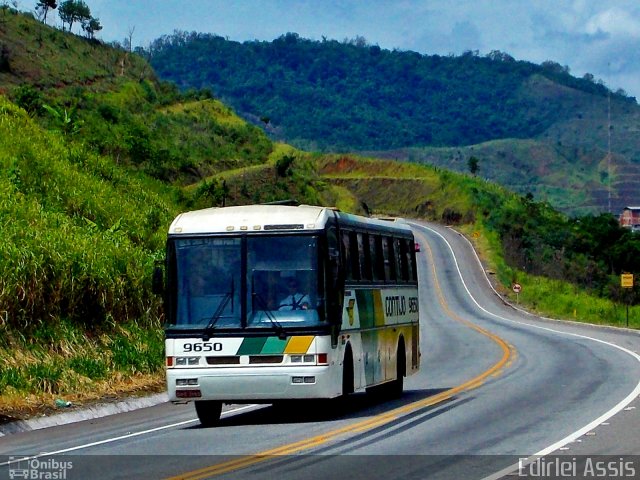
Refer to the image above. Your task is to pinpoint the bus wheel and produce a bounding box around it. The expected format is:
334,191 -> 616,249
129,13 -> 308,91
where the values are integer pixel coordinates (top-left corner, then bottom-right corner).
389,341 -> 406,398
195,400 -> 222,427
342,347 -> 354,396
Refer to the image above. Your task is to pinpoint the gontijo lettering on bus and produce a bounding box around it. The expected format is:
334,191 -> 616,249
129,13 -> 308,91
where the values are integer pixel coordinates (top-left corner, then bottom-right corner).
384,295 -> 419,317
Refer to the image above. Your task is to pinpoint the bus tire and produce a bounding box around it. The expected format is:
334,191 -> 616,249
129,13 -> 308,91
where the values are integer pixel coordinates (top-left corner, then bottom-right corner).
195,400 -> 222,427
342,346 -> 354,396
389,340 -> 406,398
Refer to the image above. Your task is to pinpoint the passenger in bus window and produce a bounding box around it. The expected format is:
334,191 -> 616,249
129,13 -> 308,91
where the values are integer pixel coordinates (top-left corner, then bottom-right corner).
188,250 -> 228,296
278,277 -> 310,310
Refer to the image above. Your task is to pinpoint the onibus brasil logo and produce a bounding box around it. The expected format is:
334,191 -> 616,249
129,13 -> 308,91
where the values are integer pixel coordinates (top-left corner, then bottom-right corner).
8,457 -> 72,479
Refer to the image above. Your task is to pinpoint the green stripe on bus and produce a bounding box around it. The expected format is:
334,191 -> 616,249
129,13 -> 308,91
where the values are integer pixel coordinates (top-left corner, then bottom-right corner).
237,336 -> 268,355
356,290 -> 375,329
261,336 -> 289,354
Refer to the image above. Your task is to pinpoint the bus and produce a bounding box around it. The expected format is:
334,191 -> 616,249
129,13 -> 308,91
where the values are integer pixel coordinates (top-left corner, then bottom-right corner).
155,204 -> 420,426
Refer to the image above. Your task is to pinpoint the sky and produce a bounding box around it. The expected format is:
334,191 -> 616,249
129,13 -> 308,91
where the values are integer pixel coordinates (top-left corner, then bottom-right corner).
26,0 -> 640,100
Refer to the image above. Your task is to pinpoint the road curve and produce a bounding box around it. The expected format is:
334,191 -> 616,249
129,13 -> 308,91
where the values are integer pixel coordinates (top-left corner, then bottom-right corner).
1,221 -> 639,480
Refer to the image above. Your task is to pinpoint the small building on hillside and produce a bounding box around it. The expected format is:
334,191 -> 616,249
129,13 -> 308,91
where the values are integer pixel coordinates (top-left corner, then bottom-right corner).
620,206 -> 640,232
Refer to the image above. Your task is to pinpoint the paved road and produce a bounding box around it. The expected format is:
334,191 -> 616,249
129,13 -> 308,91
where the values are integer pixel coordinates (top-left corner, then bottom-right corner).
1,221 -> 639,480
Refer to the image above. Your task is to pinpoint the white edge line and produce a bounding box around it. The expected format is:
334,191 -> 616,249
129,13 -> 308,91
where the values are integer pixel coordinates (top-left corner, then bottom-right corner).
0,404 -> 258,467
409,222 -> 640,480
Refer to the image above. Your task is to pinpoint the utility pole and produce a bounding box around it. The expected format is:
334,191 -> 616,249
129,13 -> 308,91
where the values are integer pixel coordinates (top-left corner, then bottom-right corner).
607,88 -> 612,214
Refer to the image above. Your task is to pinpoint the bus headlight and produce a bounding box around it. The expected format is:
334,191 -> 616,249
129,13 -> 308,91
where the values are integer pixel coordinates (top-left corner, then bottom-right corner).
289,354 -> 327,364
175,357 -> 200,366
291,376 -> 316,384
176,378 -> 199,386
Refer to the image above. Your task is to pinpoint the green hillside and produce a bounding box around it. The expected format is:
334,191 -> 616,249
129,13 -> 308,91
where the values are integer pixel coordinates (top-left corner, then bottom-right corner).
147,32 -> 640,215
0,8 -> 326,419
369,138 -> 605,216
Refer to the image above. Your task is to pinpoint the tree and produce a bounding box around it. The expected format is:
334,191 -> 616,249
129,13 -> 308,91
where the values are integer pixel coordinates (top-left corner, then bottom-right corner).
82,16 -> 101,39
0,43 -> 10,72
124,26 -> 135,52
468,156 -> 479,175
541,60 -> 569,75
35,0 -> 56,24
13,85 -> 44,115
487,50 -> 515,63
58,0 -> 90,33
275,154 -> 295,177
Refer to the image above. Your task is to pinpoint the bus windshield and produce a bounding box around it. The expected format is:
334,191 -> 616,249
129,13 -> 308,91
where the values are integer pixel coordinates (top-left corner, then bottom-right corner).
168,235 -> 323,330
173,237 -> 242,329
247,235 -> 321,328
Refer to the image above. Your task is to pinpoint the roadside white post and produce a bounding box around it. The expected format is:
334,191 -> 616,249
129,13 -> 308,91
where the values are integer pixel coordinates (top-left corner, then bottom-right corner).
512,283 -> 522,304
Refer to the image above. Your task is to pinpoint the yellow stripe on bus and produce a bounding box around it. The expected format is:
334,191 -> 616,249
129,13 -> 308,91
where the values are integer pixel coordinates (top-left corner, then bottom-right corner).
373,290 -> 385,327
283,336 -> 314,354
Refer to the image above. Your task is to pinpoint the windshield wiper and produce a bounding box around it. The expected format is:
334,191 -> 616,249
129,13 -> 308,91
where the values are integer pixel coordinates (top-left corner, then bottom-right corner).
202,279 -> 234,340
251,279 -> 286,339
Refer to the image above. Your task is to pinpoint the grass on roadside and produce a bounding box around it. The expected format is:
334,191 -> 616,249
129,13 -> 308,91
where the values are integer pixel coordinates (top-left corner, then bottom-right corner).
465,223 -> 640,329
0,319 -> 165,420
503,273 -> 640,328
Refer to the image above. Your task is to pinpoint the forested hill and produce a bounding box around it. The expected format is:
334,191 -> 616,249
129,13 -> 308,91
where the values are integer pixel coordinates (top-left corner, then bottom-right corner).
147,32 -> 640,215
147,31 -> 633,151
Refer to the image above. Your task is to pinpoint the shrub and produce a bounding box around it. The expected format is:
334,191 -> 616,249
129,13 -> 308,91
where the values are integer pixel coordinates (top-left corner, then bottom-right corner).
0,43 -> 10,72
12,85 -> 44,115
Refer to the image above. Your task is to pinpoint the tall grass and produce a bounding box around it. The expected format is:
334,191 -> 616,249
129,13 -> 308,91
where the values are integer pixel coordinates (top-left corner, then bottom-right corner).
0,319 -> 165,416
0,97 -> 176,329
464,220 -> 640,329
505,273 -> 640,328
0,97 -> 173,415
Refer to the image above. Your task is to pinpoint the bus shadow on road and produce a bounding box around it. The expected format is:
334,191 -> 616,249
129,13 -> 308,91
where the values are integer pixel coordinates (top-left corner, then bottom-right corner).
192,388 -> 454,428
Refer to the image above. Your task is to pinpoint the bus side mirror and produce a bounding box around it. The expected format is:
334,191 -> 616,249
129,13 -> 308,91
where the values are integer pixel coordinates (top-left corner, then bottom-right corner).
152,265 -> 164,295
329,249 -> 342,290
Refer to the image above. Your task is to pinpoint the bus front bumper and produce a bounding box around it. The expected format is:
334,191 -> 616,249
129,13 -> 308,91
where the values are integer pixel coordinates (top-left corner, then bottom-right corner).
167,365 -> 340,402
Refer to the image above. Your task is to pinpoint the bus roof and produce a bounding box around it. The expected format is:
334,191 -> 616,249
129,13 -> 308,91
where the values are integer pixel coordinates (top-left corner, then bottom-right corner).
168,204 -> 412,236
169,204 -> 328,234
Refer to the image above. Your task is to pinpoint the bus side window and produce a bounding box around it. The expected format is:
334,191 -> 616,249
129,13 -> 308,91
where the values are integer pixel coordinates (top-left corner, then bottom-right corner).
393,238 -> 407,282
342,231 -> 353,281
348,231 -> 360,281
382,236 -> 395,282
398,240 -> 412,282
369,235 -> 384,282
357,232 -> 372,281
407,239 -> 417,282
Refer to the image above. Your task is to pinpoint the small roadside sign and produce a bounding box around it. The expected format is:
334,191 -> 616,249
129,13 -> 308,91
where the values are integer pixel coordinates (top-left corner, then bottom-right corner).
621,273 -> 634,288
512,283 -> 522,294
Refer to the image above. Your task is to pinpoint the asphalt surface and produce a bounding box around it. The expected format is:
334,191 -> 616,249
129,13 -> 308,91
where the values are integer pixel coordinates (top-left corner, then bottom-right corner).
1,221 -> 639,480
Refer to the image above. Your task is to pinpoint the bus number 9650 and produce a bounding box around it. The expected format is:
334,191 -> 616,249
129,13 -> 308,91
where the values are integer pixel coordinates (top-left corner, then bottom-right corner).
183,342 -> 223,353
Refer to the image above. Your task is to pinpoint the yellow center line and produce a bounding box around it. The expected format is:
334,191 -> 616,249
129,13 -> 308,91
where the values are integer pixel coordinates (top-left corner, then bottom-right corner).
167,235 -> 514,480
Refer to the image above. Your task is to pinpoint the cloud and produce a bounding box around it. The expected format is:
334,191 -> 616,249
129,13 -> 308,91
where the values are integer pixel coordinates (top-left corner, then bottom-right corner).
585,7 -> 640,37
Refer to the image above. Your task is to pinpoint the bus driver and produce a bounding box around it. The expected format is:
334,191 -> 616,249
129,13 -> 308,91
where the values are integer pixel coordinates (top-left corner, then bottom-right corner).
278,277 -> 310,310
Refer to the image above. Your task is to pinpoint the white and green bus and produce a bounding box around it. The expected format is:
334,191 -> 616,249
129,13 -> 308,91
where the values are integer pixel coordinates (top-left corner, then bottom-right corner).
156,204 -> 420,426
